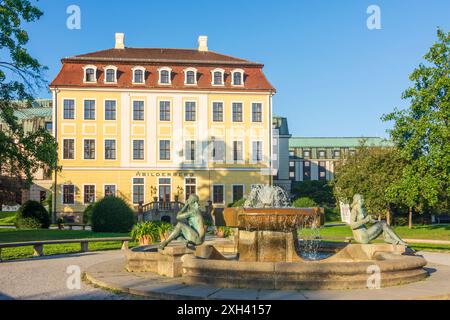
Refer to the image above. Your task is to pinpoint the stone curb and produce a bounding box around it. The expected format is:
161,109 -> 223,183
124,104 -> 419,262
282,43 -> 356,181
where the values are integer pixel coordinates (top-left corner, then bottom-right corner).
84,258 -> 450,300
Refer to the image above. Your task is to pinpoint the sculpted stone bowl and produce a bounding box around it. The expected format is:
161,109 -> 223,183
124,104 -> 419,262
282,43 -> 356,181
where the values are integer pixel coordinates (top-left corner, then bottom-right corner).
224,207 -> 322,231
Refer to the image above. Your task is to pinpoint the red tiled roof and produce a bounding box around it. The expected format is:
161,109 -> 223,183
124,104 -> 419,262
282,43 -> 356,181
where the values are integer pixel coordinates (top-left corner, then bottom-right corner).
51,47 -> 275,91
50,62 -> 275,91
63,48 -> 261,66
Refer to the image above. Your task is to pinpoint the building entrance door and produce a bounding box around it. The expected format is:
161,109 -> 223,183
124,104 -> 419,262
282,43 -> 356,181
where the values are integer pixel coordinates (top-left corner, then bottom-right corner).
158,178 -> 171,209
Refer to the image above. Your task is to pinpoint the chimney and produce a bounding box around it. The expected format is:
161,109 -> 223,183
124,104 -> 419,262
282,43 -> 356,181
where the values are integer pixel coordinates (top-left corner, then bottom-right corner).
198,35 -> 208,52
115,33 -> 125,49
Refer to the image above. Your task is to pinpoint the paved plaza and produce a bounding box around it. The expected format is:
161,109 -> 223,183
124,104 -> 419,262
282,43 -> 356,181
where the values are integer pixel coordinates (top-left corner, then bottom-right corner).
0,250 -> 449,300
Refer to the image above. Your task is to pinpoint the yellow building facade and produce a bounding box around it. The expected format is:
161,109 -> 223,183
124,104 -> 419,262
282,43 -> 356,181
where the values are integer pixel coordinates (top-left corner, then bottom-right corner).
50,34 -> 275,219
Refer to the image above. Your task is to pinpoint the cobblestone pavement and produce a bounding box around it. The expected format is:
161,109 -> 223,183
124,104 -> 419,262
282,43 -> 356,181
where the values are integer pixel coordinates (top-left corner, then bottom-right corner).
0,250 -> 141,300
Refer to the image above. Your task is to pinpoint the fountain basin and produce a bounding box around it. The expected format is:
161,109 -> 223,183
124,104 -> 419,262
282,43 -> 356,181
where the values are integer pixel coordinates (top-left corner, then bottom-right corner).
182,243 -> 428,290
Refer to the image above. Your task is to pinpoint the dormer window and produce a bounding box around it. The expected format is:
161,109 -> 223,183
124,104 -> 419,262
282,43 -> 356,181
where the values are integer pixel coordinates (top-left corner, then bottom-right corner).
211,68 -> 224,85
83,65 -> 97,83
232,69 -> 244,86
158,67 -> 172,85
104,66 -> 117,83
132,66 -> 145,84
184,68 -> 197,85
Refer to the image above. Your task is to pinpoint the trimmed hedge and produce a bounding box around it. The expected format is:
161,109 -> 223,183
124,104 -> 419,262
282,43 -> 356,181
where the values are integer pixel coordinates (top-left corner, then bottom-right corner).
91,196 -> 135,232
292,197 -> 318,208
15,200 -> 50,229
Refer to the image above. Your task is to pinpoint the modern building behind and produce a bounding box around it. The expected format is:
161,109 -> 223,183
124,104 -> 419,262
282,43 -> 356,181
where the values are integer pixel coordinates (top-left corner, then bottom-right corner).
0,101 -> 53,206
288,137 -> 393,182
272,115 -> 292,193
50,33 -> 275,220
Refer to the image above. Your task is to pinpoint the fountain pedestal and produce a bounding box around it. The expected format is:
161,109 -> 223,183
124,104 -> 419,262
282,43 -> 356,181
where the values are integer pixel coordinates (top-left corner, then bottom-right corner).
238,230 -> 302,262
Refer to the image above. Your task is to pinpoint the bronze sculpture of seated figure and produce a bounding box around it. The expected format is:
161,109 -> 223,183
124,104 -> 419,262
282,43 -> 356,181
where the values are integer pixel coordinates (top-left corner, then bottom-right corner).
159,194 -> 205,250
349,194 -> 407,246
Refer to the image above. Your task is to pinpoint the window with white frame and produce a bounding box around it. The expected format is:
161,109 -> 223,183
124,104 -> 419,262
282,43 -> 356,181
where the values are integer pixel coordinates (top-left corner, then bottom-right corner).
63,139 -> 75,160
252,103 -> 262,122
185,101 -> 196,121
185,140 -> 195,161
233,141 -> 243,161
211,68 -> 224,85
232,102 -> 243,122
132,67 -> 145,84
318,150 -> 326,158
158,67 -> 171,84
84,185 -> 95,204
63,99 -> 75,119
133,140 -> 144,160
159,140 -> 171,160
159,101 -> 170,121
63,185 -> 75,204
185,178 -> 196,201
212,185 -> 224,204
133,178 -> 144,204
84,100 -> 95,120
104,66 -> 117,83
184,68 -> 197,85
104,185 -> 116,197
104,139 -> 116,160
84,139 -> 95,159
104,100 -> 116,120
232,69 -> 244,86
212,102 -> 223,122
133,101 -> 144,121
252,141 -> 263,162
232,185 -> 244,202
84,65 -> 97,82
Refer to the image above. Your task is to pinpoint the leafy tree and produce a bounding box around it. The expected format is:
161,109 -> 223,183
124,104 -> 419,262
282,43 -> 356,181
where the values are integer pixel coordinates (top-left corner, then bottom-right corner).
332,144 -> 406,224
0,0 -> 58,205
291,180 -> 335,207
382,29 -> 450,227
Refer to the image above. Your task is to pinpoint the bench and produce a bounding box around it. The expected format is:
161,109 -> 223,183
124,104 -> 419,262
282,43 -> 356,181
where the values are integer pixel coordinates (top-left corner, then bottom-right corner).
0,237 -> 131,262
63,223 -> 89,230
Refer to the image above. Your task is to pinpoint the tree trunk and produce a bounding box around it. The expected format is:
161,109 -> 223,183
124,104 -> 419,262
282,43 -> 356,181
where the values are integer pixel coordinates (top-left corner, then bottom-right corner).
386,208 -> 391,226
408,207 -> 413,229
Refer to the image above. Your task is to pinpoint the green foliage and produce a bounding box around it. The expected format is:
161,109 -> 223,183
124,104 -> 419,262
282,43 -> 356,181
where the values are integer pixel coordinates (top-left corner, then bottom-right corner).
228,198 -> 246,207
82,203 -> 94,225
15,200 -> 50,229
324,207 -> 340,223
130,222 -> 159,243
332,144 -> 405,217
0,0 -> 59,204
130,221 -> 173,243
292,197 -> 318,208
382,29 -> 450,213
291,180 -> 335,207
216,226 -> 232,237
91,197 -> 135,233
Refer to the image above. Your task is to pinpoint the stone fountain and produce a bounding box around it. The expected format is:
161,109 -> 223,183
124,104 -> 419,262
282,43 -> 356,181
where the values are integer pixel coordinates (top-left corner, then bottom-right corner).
125,185 -> 428,290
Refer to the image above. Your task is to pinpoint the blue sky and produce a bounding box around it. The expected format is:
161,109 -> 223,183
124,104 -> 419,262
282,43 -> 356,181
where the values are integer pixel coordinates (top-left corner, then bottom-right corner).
24,0 -> 450,137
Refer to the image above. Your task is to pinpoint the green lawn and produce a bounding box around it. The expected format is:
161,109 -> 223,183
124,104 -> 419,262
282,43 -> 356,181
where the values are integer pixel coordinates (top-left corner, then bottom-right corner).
300,224 -> 450,252
0,229 -> 137,261
0,211 -> 16,225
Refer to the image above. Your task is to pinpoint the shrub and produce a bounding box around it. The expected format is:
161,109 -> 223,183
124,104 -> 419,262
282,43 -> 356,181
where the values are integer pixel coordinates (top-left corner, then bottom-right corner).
324,206 -> 340,223
292,197 -> 318,208
15,200 -> 50,229
91,196 -> 135,232
83,203 -> 94,225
